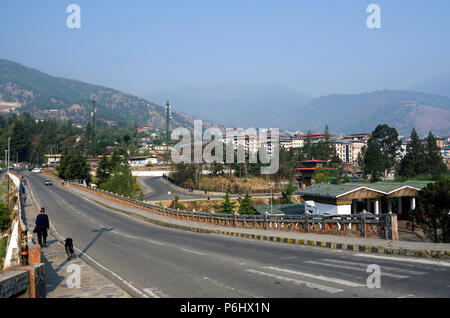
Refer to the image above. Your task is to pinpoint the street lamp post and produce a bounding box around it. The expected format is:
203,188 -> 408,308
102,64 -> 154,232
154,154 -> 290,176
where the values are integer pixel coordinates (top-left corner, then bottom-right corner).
270,185 -> 273,215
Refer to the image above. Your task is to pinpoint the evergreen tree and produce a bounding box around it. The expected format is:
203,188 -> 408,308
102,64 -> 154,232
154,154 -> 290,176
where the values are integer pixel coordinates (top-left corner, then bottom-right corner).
412,180 -> 450,243
219,191 -> 236,214
424,131 -> 447,179
363,137 -> 384,182
57,150 -> 91,184
398,128 -> 426,178
96,156 -> 111,186
238,190 -> 254,214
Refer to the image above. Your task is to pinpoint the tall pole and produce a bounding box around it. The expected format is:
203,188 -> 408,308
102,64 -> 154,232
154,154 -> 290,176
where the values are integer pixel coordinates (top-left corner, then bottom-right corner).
7,137 -> 10,205
165,100 -> 171,165
91,99 -> 96,158
7,137 -> 10,172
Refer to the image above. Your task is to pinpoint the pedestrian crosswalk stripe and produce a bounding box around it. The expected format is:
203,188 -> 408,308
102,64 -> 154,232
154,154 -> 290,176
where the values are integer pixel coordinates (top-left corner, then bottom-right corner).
322,259 -> 426,275
245,269 -> 343,294
354,253 -> 450,268
263,266 -> 365,287
304,261 -> 409,279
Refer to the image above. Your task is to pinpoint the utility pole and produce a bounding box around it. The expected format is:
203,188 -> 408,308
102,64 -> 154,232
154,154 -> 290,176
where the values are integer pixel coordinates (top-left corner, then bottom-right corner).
7,137 -> 10,205
164,100 -> 172,165
91,99 -> 96,158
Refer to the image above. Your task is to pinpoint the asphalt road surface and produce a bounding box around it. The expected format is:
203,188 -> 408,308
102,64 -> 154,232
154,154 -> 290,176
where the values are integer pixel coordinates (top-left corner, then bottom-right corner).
141,176 -> 214,201
24,172 -> 450,298
141,176 -> 273,202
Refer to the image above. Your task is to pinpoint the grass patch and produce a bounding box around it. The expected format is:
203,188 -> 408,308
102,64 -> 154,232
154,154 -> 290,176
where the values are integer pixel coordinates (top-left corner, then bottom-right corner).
0,234 -> 8,270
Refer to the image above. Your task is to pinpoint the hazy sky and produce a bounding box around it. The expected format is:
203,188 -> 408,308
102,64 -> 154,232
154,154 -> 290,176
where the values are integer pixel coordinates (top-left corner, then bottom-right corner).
1,0 -> 450,97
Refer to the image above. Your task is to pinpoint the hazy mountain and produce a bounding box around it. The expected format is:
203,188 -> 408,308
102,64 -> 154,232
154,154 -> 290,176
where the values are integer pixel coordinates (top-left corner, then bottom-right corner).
299,90 -> 450,137
0,59 -> 218,131
146,83 -> 312,129
409,73 -> 450,98
148,85 -> 450,136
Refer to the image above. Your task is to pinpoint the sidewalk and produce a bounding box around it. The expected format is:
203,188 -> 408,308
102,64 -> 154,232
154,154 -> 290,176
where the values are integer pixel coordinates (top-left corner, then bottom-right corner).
66,183 -> 450,260
22,193 -> 130,298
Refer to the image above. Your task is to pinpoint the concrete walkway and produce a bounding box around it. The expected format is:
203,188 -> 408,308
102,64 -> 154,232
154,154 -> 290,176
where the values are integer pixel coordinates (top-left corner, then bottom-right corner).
22,190 -> 130,298
64,183 -> 450,260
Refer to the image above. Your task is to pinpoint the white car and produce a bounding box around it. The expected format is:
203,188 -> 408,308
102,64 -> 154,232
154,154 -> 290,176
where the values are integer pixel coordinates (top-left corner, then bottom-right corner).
31,168 -> 41,173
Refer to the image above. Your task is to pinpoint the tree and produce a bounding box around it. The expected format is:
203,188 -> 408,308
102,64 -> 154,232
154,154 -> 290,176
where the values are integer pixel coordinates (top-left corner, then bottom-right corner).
371,124 -> 402,180
313,167 -> 330,184
169,196 -> 185,210
412,180 -> 450,242
424,132 -> 447,179
363,137 -> 384,182
238,190 -> 254,214
96,156 -> 111,186
281,181 -> 297,204
398,128 -> 426,179
57,150 -> 91,184
100,163 -> 142,199
219,191 -> 236,214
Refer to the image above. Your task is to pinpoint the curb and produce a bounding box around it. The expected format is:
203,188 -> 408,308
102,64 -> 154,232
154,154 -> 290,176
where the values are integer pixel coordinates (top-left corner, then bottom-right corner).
211,230 -> 450,259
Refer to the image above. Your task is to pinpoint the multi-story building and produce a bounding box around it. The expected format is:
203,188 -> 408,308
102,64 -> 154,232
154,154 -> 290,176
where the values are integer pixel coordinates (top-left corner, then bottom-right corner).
333,134 -> 369,165
280,136 -> 304,150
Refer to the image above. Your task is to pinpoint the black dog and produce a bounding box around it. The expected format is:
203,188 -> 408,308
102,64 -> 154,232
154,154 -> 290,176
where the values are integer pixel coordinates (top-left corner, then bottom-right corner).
65,238 -> 75,260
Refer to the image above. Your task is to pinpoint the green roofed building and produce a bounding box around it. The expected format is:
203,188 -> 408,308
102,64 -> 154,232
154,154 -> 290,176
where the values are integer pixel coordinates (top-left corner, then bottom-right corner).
297,181 -> 433,218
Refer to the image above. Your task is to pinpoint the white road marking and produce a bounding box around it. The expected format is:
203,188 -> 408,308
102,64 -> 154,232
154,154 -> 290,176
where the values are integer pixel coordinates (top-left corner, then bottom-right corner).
304,261 -> 409,279
397,294 -> 415,298
354,254 -> 450,268
111,230 -> 165,246
180,248 -> 208,256
263,266 -> 365,287
322,259 -> 426,275
281,256 -> 298,260
245,269 -> 343,294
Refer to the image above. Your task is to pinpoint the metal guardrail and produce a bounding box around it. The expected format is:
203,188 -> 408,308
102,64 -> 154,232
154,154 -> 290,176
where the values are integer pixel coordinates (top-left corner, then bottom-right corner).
65,179 -> 394,239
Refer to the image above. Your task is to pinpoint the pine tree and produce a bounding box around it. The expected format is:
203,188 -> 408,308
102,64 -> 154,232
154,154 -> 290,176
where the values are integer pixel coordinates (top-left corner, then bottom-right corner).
96,156 -> 111,186
219,191 -> 236,214
398,128 -> 426,178
363,137 -> 384,182
424,131 -> 447,179
413,180 -> 450,242
238,190 -> 254,214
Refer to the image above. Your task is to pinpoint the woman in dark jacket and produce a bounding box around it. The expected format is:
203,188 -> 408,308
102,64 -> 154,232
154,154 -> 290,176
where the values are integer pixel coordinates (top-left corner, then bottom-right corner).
35,207 -> 49,248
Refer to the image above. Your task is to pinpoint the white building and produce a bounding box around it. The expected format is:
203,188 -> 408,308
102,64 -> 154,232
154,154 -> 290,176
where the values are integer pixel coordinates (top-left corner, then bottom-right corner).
128,156 -> 158,167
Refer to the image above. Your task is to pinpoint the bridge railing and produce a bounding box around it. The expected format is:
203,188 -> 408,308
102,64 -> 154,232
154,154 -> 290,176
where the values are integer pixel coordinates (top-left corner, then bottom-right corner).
62,178 -> 396,240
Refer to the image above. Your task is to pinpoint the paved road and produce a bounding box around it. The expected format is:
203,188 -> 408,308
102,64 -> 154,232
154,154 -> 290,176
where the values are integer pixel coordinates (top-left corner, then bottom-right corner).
24,172 -> 450,298
141,176 -> 274,202
140,176 -> 213,201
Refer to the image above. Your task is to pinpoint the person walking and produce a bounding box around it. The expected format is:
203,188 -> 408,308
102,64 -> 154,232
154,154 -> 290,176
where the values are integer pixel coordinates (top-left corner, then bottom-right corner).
35,207 -> 49,248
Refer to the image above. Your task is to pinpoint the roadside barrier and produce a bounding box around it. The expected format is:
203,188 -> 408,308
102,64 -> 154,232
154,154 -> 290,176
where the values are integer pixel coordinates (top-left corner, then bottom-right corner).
0,171 -> 45,298
55,175 -> 397,240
